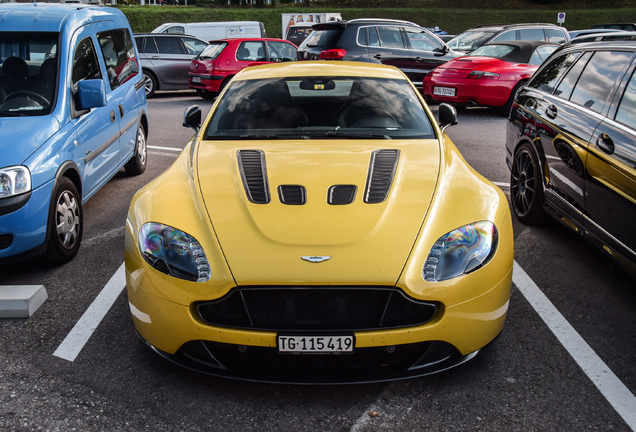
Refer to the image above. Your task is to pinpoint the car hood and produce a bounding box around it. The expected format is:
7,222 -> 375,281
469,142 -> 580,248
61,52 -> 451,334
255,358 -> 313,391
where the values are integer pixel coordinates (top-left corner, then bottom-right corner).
0,115 -> 60,166
197,139 -> 441,285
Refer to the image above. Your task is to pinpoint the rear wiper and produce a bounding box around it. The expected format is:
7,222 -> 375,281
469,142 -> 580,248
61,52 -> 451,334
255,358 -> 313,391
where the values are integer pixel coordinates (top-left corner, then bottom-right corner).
324,131 -> 392,139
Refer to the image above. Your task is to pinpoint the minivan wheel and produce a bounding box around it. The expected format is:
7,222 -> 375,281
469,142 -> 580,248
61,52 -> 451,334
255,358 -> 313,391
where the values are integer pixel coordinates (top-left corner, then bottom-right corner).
124,123 -> 147,175
196,88 -> 217,100
44,177 -> 83,264
510,143 -> 546,224
144,71 -> 157,98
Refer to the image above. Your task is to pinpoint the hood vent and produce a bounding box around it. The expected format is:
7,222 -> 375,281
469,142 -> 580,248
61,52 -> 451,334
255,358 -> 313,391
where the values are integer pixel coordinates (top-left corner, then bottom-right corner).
328,185 -> 357,205
237,150 -> 270,204
278,185 -> 306,205
364,149 -> 400,204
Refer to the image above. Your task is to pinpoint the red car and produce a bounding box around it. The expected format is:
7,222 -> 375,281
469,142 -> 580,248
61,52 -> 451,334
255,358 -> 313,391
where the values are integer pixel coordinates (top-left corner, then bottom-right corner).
188,38 -> 298,99
423,40 -> 558,113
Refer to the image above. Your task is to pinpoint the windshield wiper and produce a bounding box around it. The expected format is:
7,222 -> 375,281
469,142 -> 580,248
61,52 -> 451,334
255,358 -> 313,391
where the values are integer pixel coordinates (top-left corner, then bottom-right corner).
324,131 -> 392,139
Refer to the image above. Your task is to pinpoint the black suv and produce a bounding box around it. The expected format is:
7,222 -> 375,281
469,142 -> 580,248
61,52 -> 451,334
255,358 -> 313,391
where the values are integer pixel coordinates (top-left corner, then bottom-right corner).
297,18 -> 457,90
448,23 -> 569,55
505,35 -> 636,276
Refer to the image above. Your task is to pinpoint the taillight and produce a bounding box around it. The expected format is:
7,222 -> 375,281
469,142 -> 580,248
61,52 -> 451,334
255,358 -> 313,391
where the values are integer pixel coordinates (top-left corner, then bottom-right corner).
319,49 -> 347,60
467,71 -> 499,80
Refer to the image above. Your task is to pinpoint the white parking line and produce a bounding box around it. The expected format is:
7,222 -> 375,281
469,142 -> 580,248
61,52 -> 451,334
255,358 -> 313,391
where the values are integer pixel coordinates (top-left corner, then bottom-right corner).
148,145 -> 182,152
493,181 -> 509,188
53,263 -> 126,362
513,262 -> 636,430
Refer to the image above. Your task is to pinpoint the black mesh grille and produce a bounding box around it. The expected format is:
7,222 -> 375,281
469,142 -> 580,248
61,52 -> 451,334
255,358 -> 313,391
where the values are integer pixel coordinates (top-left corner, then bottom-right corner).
364,149 -> 399,204
277,185 -> 306,205
0,234 -> 12,251
197,287 -> 437,331
237,150 -> 269,204
328,185 -> 357,205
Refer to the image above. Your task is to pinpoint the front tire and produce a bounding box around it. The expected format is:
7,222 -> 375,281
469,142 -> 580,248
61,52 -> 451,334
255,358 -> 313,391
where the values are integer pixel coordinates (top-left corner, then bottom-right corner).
124,123 -> 147,175
44,178 -> 83,264
196,88 -> 217,100
510,143 -> 546,224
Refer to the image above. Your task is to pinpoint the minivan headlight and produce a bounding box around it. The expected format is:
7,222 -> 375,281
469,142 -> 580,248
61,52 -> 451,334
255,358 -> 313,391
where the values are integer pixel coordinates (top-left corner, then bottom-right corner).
423,221 -> 498,282
0,166 -> 31,198
138,222 -> 210,282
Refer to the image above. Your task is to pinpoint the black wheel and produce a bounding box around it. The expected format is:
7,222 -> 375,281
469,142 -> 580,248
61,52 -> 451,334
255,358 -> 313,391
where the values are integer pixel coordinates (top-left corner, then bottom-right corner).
143,71 -> 157,98
124,123 -> 147,175
219,76 -> 231,93
44,177 -> 83,264
196,88 -> 217,100
501,80 -> 526,116
510,143 -> 546,224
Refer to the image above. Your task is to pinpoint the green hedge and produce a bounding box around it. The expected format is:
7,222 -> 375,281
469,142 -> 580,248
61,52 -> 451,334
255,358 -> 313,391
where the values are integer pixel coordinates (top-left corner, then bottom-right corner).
117,5 -> 636,38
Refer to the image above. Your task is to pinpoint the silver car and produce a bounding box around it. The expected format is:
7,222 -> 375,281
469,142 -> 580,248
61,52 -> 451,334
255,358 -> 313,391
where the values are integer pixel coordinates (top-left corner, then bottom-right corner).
134,33 -> 208,97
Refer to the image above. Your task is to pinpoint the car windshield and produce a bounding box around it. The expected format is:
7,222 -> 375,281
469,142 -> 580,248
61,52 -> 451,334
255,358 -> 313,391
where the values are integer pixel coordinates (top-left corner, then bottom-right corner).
468,44 -> 515,58
204,76 -> 435,140
447,30 -> 496,51
0,32 -> 59,117
197,42 -> 228,60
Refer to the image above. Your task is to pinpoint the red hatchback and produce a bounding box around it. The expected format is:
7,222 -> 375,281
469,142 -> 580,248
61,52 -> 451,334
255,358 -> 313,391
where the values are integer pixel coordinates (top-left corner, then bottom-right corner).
188,38 -> 298,99
423,40 -> 557,114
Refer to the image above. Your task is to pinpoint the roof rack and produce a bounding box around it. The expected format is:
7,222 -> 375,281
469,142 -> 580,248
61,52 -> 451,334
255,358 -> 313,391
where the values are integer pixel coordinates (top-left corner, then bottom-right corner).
347,18 -> 420,27
569,31 -> 636,44
470,23 -> 558,29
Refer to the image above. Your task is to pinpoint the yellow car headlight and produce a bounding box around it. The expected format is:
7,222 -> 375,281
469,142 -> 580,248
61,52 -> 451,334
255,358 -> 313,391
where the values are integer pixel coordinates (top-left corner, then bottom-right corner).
423,221 -> 498,282
138,222 -> 210,282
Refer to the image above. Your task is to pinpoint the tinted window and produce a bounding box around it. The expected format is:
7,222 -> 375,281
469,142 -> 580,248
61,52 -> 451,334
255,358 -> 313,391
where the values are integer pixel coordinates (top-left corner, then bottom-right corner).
357,27 -> 367,46
405,29 -> 442,51
519,28 -> 546,41
491,30 -> 516,43
615,69 -> 636,130
528,45 -> 558,65
554,52 -> 591,99
368,27 -> 380,47
155,37 -> 182,54
97,29 -> 139,90
529,52 -> 579,94
546,28 -> 567,44
304,29 -> 342,48
570,51 -> 633,114
378,26 -> 404,48
137,37 -> 157,54
182,37 -> 208,55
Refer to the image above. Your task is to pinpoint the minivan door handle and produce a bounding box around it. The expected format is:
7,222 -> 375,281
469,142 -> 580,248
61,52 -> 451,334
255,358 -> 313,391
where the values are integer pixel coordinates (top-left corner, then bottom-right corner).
545,104 -> 558,119
595,133 -> 615,155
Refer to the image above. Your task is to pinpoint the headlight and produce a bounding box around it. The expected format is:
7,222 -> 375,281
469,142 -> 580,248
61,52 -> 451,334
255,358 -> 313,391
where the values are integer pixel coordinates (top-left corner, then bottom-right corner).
423,221 -> 498,282
0,166 -> 31,198
138,222 -> 210,282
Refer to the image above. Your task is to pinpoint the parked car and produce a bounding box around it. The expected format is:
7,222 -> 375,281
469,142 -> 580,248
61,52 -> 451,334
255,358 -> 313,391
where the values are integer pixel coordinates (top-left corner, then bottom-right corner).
423,41 -> 558,113
188,38 -> 297,99
124,61 -> 514,383
135,33 -> 209,98
590,23 -> 636,31
447,23 -> 569,55
286,23 -> 314,46
438,34 -> 457,43
296,18 -> 458,91
0,3 -> 148,264
570,30 -> 635,45
152,21 -> 266,41
568,28 -> 624,39
506,35 -> 636,277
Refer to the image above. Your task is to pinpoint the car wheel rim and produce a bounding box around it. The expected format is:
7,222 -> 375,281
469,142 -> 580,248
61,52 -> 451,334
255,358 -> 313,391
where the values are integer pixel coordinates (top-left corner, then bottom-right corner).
55,190 -> 80,250
144,75 -> 154,95
137,127 -> 147,166
512,151 -> 535,216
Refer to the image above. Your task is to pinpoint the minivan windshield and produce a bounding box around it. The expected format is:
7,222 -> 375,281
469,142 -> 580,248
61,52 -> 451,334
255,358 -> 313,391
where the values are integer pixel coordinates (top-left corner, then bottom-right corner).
447,30 -> 496,52
0,32 -> 59,117
205,76 -> 435,140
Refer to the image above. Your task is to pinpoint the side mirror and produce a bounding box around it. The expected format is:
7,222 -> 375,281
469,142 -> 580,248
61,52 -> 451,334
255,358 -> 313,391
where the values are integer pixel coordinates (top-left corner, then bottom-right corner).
438,103 -> 458,132
183,105 -> 201,133
76,79 -> 106,110
434,45 -> 449,56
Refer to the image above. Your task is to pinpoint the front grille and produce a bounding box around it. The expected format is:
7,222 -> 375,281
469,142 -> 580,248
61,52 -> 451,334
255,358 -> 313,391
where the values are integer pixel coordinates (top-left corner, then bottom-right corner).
0,234 -> 12,250
364,149 -> 399,204
196,287 -> 438,331
328,185 -> 357,205
237,150 -> 270,204
277,185 -> 306,205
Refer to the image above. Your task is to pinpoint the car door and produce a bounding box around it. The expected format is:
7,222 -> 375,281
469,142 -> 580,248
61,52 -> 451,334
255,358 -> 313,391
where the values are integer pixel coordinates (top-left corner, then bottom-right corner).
150,36 -> 191,86
364,26 -> 413,72
96,28 -> 143,167
585,59 -> 636,259
403,27 -> 453,88
68,26 -> 122,200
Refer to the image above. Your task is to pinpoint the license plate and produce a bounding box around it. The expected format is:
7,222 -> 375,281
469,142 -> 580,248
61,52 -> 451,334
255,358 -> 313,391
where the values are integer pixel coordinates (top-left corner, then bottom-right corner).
277,335 -> 355,354
192,76 -> 201,83
434,86 -> 455,97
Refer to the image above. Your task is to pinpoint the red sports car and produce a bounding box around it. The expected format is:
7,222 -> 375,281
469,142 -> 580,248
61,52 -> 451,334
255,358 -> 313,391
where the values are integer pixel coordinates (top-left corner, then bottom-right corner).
188,38 -> 297,99
423,40 -> 558,113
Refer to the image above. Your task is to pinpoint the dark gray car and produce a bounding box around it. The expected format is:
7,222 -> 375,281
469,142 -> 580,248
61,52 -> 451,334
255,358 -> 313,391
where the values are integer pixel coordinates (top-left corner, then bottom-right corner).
135,33 -> 208,97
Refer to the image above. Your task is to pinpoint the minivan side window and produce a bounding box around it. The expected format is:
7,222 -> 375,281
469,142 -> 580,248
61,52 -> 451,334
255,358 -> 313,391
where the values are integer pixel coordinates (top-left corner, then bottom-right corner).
72,36 -> 102,85
97,29 -> 139,90
569,51 -> 633,114
615,69 -> 636,130
528,52 -> 579,94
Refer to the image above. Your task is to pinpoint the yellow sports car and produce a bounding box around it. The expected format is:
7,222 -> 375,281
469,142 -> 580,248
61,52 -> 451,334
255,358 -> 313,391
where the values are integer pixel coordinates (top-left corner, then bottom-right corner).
124,62 -> 513,384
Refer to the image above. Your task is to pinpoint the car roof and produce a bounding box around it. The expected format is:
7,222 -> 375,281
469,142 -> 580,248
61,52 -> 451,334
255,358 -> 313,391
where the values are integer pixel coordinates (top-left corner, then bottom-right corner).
234,61 -> 409,82
312,18 -> 423,29
567,31 -> 636,45
468,23 -> 560,32
478,40 -> 558,62
0,3 -> 127,32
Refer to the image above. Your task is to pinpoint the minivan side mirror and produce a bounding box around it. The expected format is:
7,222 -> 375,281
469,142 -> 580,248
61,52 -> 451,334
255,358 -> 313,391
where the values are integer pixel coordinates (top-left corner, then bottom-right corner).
76,79 -> 107,110
438,103 -> 458,132
183,105 -> 201,133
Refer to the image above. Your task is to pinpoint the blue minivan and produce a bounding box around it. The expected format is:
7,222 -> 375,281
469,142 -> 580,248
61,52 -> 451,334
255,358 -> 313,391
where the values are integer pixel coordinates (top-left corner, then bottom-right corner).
0,4 -> 149,264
